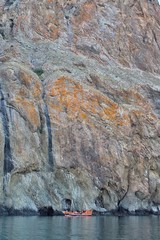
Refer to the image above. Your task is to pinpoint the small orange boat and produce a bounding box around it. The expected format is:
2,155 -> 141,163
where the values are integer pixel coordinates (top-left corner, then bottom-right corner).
63,210 -> 93,216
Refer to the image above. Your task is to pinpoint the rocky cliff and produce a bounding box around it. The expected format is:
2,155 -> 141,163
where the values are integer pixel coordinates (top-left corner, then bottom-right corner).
0,0 -> 160,215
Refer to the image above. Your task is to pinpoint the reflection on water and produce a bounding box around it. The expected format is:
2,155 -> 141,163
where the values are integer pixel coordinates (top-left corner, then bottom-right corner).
0,216 -> 160,240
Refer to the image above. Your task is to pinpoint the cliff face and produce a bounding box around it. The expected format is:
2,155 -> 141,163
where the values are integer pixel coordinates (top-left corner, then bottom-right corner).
0,0 -> 160,214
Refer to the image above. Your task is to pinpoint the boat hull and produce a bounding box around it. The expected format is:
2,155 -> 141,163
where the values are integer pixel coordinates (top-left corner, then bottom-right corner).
63,210 -> 93,216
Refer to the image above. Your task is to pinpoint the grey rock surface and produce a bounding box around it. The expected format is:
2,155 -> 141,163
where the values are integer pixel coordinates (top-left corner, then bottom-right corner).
0,0 -> 160,214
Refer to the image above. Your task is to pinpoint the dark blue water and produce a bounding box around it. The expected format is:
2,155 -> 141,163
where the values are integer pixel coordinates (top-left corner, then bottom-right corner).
0,216 -> 160,240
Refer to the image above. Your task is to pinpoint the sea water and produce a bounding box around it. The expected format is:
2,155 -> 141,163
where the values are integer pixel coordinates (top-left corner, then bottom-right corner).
0,215 -> 160,240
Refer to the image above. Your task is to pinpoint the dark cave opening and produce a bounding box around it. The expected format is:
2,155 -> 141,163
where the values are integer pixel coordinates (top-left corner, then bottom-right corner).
62,198 -> 72,211
95,195 -> 104,208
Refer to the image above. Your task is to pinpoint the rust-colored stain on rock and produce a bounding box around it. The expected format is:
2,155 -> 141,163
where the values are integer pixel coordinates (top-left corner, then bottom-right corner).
46,76 -> 132,128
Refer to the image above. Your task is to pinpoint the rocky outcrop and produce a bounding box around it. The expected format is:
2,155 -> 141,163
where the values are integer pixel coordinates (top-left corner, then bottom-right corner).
0,0 -> 160,215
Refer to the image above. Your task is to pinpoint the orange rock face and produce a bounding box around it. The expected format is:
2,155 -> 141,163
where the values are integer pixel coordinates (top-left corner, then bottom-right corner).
46,76 -> 131,129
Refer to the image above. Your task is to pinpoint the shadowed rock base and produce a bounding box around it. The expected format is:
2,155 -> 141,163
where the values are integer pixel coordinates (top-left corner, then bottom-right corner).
111,207 -> 160,216
0,206 -> 38,216
0,206 -> 160,216
38,206 -> 64,216
0,206 -> 64,216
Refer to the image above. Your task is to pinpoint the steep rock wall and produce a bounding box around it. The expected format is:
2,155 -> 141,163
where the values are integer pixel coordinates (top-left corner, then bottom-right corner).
0,0 -> 160,214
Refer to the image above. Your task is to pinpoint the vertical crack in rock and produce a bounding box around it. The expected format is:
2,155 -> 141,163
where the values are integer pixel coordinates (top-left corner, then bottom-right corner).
44,103 -> 54,170
9,19 -> 14,37
42,87 -> 55,171
0,84 -> 13,196
0,84 -> 14,175
63,3 -> 75,47
117,167 -> 131,209
66,19 -> 73,47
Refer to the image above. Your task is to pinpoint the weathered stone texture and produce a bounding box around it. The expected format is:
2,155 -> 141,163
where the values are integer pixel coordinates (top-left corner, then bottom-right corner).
0,0 -> 160,214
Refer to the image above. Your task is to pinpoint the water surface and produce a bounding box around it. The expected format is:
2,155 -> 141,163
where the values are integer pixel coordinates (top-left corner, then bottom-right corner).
0,216 -> 160,240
